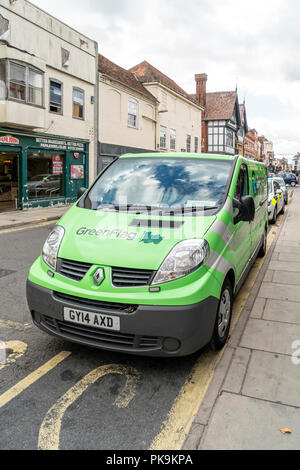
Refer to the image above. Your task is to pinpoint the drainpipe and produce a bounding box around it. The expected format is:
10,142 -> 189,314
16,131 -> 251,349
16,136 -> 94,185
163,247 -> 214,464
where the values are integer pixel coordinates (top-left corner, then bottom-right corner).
94,40 -> 99,180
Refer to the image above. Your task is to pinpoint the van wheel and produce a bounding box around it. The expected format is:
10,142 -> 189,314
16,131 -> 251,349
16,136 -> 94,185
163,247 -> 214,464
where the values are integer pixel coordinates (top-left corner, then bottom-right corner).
210,279 -> 233,351
270,205 -> 277,224
258,228 -> 267,257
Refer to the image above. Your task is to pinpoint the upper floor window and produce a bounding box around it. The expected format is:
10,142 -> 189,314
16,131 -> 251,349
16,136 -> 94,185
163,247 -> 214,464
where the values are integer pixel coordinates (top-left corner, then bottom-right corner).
2,60 -> 44,106
194,137 -> 199,153
160,126 -> 167,149
50,80 -> 63,114
170,129 -> 176,151
186,135 -> 191,153
73,88 -> 84,119
128,97 -> 138,128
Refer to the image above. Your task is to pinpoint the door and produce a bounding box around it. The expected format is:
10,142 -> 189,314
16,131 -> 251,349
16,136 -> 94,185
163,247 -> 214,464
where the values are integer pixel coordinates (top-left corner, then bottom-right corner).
250,166 -> 267,253
0,151 -> 19,211
232,163 -> 252,282
69,153 -> 87,200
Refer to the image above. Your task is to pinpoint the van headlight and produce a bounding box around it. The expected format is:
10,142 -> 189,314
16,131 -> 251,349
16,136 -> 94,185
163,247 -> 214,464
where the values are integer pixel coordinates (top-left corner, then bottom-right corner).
151,239 -> 210,285
42,226 -> 65,270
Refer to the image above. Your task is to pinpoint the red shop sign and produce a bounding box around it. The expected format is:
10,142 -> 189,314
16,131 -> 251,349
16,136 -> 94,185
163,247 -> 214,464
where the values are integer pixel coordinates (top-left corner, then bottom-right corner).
52,155 -> 63,175
0,136 -> 19,144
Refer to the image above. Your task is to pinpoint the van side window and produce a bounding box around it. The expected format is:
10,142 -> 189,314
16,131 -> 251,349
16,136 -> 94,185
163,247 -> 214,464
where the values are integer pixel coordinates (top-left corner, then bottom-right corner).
235,165 -> 249,201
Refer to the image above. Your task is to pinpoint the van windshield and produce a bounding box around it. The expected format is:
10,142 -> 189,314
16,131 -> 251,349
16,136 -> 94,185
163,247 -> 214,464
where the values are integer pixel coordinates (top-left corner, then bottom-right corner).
82,157 -> 234,214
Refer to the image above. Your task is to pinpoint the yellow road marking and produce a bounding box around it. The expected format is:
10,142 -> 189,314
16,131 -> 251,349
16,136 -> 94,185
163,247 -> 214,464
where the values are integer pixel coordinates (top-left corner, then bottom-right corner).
0,341 -> 27,371
150,223 -> 280,450
0,221 -> 55,235
38,364 -> 140,450
0,320 -> 32,330
0,351 -> 71,409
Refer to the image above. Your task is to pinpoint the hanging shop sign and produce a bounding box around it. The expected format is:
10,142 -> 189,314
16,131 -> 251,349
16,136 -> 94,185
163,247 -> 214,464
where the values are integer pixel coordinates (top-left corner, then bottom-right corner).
0,136 -> 20,145
71,165 -> 84,179
52,155 -> 63,175
35,138 -> 85,152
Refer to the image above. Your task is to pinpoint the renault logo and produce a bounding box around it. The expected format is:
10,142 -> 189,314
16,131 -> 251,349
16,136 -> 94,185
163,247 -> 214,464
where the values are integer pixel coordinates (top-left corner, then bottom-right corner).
93,268 -> 104,286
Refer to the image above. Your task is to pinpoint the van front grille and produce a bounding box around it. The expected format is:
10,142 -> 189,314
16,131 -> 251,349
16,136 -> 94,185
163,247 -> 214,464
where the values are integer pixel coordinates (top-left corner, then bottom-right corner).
53,291 -> 138,313
56,258 -> 92,281
111,267 -> 154,287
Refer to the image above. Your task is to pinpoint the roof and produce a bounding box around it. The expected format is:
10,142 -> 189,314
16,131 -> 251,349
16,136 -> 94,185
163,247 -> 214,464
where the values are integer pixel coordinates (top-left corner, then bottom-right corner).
129,61 -> 202,108
205,91 -> 238,121
98,54 -> 157,102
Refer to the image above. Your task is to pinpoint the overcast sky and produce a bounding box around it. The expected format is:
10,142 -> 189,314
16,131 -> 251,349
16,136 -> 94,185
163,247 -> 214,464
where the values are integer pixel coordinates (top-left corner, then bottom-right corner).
37,0 -> 300,158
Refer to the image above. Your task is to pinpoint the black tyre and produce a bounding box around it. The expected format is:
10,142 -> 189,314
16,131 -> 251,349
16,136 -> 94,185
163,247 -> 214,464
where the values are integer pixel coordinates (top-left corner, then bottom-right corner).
270,205 -> 277,224
258,227 -> 267,257
210,279 -> 233,351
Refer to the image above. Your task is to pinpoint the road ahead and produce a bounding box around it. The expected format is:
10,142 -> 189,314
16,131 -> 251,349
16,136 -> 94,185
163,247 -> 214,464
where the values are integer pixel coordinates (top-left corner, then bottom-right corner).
0,204 -> 286,450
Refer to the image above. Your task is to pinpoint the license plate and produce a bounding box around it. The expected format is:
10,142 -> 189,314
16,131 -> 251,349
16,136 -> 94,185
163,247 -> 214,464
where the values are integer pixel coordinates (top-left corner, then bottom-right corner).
63,307 -> 120,331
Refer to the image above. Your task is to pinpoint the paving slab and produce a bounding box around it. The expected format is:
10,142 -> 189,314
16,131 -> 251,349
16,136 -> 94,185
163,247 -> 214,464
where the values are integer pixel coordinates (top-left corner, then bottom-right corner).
278,253 -> 300,263
263,270 -> 274,282
182,424 -> 204,450
242,350 -> 300,408
250,297 -> 266,319
269,260 -> 300,273
222,347 -> 251,394
240,318 -> 300,355
263,299 -> 300,324
258,282 -> 300,303
199,393 -> 300,450
273,271 -> 300,286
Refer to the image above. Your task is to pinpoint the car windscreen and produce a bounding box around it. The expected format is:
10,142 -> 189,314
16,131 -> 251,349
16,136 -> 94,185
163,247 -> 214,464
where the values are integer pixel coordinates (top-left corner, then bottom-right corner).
82,157 -> 234,213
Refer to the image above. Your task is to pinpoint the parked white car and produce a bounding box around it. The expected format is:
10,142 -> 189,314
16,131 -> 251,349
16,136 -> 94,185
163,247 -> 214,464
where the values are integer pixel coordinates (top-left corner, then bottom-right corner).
268,177 -> 285,224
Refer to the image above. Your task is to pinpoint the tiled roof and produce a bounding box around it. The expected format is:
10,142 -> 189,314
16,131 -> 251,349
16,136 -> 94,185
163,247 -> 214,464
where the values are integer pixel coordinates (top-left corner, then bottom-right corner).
129,61 -> 201,107
205,91 -> 238,121
98,54 -> 157,102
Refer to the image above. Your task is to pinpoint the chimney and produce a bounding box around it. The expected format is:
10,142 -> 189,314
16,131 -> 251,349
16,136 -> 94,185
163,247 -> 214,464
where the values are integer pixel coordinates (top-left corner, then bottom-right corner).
195,73 -> 207,108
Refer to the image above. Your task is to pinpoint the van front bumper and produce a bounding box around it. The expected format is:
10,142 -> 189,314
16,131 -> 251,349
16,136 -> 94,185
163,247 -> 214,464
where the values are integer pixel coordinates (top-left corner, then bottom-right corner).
26,280 -> 219,357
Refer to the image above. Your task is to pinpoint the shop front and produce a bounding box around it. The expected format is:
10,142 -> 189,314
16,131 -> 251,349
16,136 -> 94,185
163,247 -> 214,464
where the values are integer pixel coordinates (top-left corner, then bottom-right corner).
0,129 -> 89,211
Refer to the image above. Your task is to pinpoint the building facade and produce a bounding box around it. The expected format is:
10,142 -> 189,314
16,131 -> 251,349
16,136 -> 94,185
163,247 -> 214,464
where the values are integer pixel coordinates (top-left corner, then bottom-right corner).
0,0 -> 98,211
191,74 -> 241,156
129,61 -> 203,154
98,54 -> 157,171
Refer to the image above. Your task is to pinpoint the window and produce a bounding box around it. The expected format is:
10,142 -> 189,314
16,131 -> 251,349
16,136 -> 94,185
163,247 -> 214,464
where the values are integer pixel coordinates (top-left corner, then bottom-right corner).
9,62 -> 26,101
50,80 -> 63,114
73,88 -> 84,119
186,135 -> 191,153
170,129 -> 176,151
2,60 -> 44,106
208,121 -> 225,152
194,137 -> 199,153
27,153 -> 64,200
160,126 -> 167,149
28,69 -> 43,106
128,98 -> 138,127
0,60 -> 6,100
235,164 -> 249,201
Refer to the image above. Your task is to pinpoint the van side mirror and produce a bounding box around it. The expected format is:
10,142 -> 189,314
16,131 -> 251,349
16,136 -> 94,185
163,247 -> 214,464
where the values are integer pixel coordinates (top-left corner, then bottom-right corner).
77,187 -> 87,200
233,196 -> 255,224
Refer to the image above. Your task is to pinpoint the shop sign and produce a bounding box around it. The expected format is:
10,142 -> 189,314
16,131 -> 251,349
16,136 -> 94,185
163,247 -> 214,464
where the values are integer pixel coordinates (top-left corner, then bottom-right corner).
52,155 -> 63,175
71,165 -> 84,179
0,136 -> 19,144
36,138 -> 85,152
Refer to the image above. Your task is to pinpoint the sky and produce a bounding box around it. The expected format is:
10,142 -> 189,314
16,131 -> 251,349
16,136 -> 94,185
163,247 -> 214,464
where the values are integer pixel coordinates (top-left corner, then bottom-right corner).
37,0 -> 300,159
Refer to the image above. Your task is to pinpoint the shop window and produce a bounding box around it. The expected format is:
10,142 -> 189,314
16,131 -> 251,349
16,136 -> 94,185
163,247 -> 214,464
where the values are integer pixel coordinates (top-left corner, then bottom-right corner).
73,88 -> 84,119
50,80 -> 63,114
27,153 -> 64,200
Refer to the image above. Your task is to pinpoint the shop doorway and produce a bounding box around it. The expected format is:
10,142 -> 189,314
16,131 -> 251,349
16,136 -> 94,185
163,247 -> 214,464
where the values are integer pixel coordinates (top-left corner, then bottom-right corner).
0,151 -> 19,211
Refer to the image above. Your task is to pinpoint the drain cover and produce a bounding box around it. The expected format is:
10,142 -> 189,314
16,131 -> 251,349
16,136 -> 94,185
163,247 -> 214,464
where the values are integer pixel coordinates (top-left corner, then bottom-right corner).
0,269 -> 16,278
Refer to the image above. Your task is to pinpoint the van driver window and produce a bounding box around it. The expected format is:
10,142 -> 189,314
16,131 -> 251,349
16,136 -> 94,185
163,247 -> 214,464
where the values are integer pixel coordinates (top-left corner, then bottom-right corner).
235,165 -> 249,201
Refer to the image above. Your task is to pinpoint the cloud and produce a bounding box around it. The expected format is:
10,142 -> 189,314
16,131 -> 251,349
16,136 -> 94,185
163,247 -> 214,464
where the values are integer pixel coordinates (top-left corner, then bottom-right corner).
35,0 -> 300,156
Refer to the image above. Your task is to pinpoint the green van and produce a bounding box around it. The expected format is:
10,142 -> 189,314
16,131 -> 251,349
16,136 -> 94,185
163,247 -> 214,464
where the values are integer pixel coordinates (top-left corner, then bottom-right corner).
27,153 -> 268,357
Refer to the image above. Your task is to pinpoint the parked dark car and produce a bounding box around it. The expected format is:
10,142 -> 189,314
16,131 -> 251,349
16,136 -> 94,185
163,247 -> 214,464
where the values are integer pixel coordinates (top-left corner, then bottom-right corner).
277,172 -> 298,187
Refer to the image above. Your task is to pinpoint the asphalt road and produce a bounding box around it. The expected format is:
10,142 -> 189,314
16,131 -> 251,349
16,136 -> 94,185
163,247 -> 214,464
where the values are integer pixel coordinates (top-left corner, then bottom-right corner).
0,224 -> 202,450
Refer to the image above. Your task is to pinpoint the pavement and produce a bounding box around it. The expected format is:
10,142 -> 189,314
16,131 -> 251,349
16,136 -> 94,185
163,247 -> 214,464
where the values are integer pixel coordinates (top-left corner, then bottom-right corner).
184,187 -> 300,450
0,205 -> 71,231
